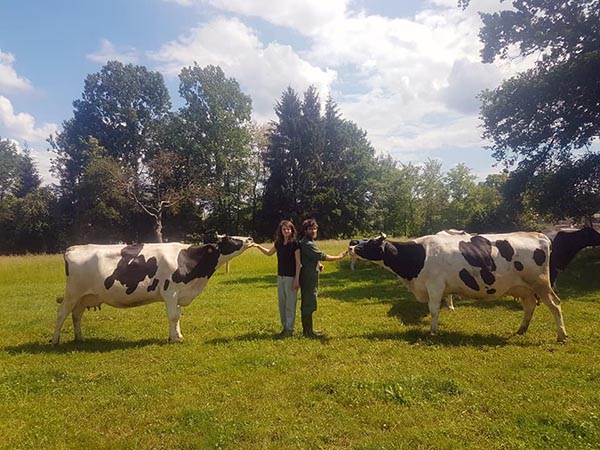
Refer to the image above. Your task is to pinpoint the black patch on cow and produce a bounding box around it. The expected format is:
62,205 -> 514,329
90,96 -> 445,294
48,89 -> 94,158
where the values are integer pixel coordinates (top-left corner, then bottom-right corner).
459,236 -> 497,285
514,261 -> 524,271
172,244 -> 220,284
486,288 -> 496,295
495,240 -> 514,262
382,241 -> 426,280
147,278 -> 159,292
480,269 -> 495,286
217,237 -> 243,256
459,269 -> 480,291
533,249 -> 546,266
104,244 -> 158,295
164,279 -> 170,290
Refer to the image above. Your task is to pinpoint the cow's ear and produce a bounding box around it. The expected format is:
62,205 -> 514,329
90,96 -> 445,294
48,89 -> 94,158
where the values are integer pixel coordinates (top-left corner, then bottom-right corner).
379,232 -> 387,239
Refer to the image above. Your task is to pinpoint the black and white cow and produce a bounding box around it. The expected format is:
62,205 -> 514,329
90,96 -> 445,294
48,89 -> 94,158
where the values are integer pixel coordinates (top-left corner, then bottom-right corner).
52,235 -> 254,344
545,227 -> 600,286
349,232 -> 567,342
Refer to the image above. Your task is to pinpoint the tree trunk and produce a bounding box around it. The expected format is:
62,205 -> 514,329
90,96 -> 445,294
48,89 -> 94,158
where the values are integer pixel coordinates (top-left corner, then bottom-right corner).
153,217 -> 163,243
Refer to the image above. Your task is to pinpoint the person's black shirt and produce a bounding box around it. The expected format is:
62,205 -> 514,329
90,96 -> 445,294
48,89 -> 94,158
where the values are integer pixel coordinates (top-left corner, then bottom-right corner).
275,240 -> 299,277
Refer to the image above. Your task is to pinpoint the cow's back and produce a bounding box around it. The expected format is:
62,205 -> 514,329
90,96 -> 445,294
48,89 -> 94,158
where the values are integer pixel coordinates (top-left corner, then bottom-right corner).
414,232 -> 552,300
64,243 -> 187,307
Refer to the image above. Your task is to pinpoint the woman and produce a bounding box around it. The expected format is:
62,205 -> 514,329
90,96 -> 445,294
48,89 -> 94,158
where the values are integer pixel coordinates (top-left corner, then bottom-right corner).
299,218 -> 347,338
254,220 -> 301,337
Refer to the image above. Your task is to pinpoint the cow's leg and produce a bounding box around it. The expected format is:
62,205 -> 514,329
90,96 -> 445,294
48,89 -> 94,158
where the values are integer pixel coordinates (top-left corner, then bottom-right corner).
444,295 -> 455,311
71,302 -> 86,342
427,283 -> 445,335
538,289 -> 567,343
164,294 -> 184,343
516,295 -> 537,335
52,296 -> 77,345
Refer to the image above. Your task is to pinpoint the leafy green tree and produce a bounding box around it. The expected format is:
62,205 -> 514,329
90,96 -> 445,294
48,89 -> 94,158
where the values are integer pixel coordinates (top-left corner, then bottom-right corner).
261,87 -> 304,234
416,159 -> 448,235
177,64 -> 253,235
0,138 -> 20,202
73,138 -> 134,243
478,0 -> 600,221
371,155 -> 420,237
14,147 -> 41,198
51,61 -> 171,193
316,97 -> 376,237
443,163 -> 478,230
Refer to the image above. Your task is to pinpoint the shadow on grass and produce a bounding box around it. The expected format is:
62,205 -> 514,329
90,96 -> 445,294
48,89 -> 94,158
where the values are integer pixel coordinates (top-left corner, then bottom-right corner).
205,331 -> 331,345
4,337 -> 166,355
359,328 -> 515,347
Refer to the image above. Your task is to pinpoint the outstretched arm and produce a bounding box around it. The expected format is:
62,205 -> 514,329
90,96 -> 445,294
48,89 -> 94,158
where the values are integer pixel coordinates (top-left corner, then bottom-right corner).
325,250 -> 348,262
254,244 -> 277,256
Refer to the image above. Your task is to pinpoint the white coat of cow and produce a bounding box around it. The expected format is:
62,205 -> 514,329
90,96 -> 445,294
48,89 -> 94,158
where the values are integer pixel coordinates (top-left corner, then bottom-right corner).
350,232 -> 567,342
52,236 -> 254,344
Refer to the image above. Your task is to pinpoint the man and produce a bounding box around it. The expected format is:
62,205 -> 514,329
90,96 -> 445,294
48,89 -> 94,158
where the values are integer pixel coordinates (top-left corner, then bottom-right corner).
299,219 -> 347,338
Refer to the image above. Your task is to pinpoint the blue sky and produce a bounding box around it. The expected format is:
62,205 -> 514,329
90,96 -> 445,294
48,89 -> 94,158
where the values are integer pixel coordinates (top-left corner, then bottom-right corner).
0,0 -> 521,183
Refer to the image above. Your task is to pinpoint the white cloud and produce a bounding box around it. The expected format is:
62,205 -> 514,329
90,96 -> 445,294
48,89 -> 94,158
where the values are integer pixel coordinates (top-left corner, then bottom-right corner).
0,96 -> 57,143
164,0 -> 349,34
0,50 -> 33,94
149,17 -> 336,120
0,96 -> 58,184
153,0 -> 523,173
87,39 -> 139,64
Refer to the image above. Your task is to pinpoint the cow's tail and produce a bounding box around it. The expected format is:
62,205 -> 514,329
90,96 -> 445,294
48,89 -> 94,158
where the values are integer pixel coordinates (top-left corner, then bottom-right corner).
56,296 -> 64,304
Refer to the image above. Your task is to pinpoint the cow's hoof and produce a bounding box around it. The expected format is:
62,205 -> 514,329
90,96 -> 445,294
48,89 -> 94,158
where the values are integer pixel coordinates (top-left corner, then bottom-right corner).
169,337 -> 184,344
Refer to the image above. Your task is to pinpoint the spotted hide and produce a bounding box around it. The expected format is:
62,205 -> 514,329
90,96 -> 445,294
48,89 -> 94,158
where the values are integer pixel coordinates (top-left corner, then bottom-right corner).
52,236 -> 254,345
349,232 -> 567,342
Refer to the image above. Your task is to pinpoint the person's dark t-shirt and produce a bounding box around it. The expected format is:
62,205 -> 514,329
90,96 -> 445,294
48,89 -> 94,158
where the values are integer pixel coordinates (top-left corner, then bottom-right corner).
275,240 -> 299,277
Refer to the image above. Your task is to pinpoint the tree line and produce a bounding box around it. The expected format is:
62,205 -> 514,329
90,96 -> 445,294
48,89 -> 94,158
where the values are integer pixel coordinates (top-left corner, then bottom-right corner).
0,61 -> 532,254
1,0 -> 598,254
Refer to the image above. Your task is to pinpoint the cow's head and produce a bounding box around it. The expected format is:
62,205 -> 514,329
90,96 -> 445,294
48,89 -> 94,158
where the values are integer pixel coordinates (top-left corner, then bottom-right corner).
349,233 -> 387,261
582,226 -> 600,246
216,235 -> 254,257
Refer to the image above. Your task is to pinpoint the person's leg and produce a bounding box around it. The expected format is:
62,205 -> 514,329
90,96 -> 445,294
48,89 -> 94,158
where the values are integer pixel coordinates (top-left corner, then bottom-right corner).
282,276 -> 297,335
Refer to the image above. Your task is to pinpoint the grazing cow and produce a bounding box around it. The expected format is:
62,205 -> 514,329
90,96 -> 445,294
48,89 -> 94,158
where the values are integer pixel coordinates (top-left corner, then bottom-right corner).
53,235 -> 254,344
349,232 -> 567,342
544,227 -> 600,286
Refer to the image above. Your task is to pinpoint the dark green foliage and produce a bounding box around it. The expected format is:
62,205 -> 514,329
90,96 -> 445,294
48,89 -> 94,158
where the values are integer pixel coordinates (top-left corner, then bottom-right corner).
176,64 -> 254,235
261,87 -> 376,238
478,0 -> 600,223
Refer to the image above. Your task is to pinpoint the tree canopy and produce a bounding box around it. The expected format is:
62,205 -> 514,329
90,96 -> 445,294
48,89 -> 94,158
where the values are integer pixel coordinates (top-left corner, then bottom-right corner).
478,0 -> 600,224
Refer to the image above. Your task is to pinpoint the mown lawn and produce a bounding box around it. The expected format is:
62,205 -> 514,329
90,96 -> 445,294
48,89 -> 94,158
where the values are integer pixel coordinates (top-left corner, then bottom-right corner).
1,242 -> 600,450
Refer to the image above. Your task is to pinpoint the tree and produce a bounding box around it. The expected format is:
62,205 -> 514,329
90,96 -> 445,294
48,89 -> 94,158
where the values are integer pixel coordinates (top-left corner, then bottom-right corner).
416,159 -> 448,235
0,138 -> 20,202
316,97 -> 377,237
478,0 -> 600,221
261,87 -> 304,234
73,138 -> 133,243
177,64 -> 253,235
51,61 -> 171,193
14,147 -> 41,198
371,156 -> 420,237
443,163 -> 478,230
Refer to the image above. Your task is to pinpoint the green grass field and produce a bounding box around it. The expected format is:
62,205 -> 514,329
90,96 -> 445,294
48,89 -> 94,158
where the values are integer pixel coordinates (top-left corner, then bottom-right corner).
1,241 -> 600,450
